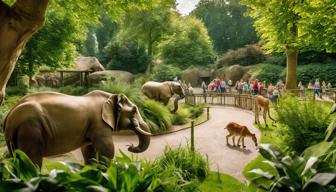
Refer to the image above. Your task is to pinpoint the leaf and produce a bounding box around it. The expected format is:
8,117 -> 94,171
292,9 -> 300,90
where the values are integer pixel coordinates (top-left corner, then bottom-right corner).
304,173 -> 336,187
301,157 -> 318,176
249,168 -> 275,179
326,117 -> 336,140
13,150 -> 39,181
258,144 -> 285,162
303,141 -> 333,159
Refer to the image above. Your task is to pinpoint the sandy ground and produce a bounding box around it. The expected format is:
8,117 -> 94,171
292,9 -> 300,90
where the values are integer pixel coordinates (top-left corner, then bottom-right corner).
60,106 -> 260,181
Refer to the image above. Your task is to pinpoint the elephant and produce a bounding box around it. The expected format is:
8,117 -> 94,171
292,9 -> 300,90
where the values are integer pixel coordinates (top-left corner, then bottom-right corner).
3,90 -> 151,168
142,81 -> 185,113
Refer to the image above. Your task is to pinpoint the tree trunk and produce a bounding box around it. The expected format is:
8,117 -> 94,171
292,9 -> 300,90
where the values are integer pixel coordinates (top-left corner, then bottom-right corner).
285,47 -> 298,89
285,23 -> 299,90
0,0 -> 48,104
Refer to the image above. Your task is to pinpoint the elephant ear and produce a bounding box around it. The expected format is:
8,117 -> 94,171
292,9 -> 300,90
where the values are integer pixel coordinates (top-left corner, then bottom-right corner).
102,94 -> 122,131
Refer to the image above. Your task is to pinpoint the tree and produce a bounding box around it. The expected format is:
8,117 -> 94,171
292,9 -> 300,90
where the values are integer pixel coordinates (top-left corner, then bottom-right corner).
82,27 -> 99,57
192,0 -> 258,53
117,0 -> 176,73
0,0 -> 146,104
242,0 -> 336,89
157,15 -> 216,69
17,8 -> 86,78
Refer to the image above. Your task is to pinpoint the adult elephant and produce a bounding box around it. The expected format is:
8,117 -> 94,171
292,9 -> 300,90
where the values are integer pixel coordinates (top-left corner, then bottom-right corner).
4,90 -> 151,168
142,81 -> 185,113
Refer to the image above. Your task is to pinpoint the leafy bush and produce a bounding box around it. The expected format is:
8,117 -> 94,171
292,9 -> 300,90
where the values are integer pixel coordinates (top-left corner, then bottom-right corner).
188,104 -> 205,119
171,105 -> 189,125
250,63 -> 285,84
6,85 -> 28,96
151,64 -> 182,82
274,95 -> 331,153
296,63 -> 336,85
0,147 -> 208,191
217,44 -> 266,67
156,145 -> 209,182
142,99 -> 172,133
249,144 -> 336,191
58,86 -> 89,96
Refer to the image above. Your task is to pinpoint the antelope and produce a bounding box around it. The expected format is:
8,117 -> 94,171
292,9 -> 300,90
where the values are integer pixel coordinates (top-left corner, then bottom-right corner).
225,122 -> 258,148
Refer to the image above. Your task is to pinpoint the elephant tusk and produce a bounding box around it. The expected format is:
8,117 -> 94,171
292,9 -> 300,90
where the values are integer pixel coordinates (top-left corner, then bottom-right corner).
132,119 -> 152,136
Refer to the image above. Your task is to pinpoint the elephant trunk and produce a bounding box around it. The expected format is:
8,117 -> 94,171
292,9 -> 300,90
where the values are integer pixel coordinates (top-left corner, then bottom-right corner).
128,118 -> 151,153
171,95 -> 184,113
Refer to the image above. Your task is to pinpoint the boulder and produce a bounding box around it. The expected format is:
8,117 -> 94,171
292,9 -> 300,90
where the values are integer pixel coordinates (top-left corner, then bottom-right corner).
213,65 -> 250,82
88,70 -> 134,85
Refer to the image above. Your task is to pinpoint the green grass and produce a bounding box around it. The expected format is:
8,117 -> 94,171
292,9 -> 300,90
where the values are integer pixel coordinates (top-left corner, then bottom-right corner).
200,171 -> 247,192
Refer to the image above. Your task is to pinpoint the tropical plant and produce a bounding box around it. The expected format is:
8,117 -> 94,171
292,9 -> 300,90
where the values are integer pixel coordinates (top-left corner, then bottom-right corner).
249,144 -> 336,191
274,95 -> 331,153
150,64 -> 182,82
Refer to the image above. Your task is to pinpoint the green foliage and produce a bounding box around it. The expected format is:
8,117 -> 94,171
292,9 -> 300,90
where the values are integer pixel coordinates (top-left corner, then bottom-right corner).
200,172 -> 247,192
156,145 -> 209,182
81,27 -> 99,57
158,15 -> 216,69
274,95 -> 331,153
250,64 -> 285,84
217,44 -> 266,67
296,63 -> 336,85
192,0 -> 258,53
151,64 -> 182,82
58,86 -> 89,96
17,8 -> 86,77
188,104 -> 205,119
171,105 -> 189,125
104,40 -> 150,74
142,99 -> 172,134
249,144 -> 336,191
0,146 -> 209,191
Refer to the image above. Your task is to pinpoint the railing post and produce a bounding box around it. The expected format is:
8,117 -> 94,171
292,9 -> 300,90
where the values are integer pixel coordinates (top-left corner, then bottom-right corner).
193,95 -> 196,106
207,107 -> 210,120
191,120 -> 195,151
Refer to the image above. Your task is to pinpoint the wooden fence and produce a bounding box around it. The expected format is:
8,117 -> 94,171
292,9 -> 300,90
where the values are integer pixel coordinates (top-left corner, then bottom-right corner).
185,93 -> 255,111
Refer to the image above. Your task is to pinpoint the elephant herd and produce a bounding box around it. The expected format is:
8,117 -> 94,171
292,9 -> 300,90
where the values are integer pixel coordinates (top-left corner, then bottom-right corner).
3,81 -> 186,168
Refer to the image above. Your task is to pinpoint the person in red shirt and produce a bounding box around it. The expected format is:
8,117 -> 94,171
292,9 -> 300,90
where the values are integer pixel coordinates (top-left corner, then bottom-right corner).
215,77 -> 221,92
259,82 -> 264,96
252,79 -> 259,95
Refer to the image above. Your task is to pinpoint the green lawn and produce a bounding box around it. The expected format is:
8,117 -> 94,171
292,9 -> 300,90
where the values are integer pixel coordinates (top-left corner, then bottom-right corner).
200,171 -> 247,192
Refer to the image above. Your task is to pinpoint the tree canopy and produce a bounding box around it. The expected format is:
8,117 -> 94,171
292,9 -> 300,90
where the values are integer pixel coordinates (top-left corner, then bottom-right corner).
192,0 -> 258,53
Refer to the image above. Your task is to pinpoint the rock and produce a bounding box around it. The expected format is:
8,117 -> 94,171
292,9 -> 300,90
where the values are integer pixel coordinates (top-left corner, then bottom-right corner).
88,70 -> 134,85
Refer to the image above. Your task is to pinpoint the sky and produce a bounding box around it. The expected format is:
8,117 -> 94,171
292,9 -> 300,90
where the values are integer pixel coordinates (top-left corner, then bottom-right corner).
176,0 -> 200,15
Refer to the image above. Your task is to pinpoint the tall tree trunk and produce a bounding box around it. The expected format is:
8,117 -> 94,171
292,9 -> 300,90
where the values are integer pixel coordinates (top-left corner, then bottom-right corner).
285,47 -> 298,89
0,0 -> 48,104
145,30 -> 153,75
285,24 -> 298,90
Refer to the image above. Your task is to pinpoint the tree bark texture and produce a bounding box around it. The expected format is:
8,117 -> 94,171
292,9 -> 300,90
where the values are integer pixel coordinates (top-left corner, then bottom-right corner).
0,0 -> 48,104
285,47 -> 298,89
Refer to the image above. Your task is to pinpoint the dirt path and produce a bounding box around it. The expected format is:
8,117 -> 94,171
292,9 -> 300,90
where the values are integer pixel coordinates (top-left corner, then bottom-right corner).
62,106 -> 260,181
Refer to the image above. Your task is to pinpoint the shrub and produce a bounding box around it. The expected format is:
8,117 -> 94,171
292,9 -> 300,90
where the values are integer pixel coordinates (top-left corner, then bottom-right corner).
274,95 -> 331,153
250,144 -> 336,191
0,149 -> 208,192
142,99 -> 172,133
6,85 -> 28,96
155,145 -> 209,182
296,63 -> 336,85
217,44 -> 266,67
188,104 -> 205,119
58,86 -> 89,96
250,63 -> 285,84
151,64 -> 182,82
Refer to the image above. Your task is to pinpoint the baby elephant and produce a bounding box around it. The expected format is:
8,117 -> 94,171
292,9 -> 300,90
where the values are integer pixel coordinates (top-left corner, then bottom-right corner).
224,122 -> 258,148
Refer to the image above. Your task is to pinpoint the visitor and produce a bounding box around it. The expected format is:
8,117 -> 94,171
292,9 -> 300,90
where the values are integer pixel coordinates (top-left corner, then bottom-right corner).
252,79 -> 259,95
298,81 -> 305,98
271,87 -> 280,104
249,81 -> 254,94
259,82 -> 264,96
220,79 -> 226,93
215,77 -> 221,93
237,80 -> 243,94
314,79 -> 321,98
228,79 -> 233,93
327,82 -> 332,98
322,81 -> 327,97
201,81 -> 207,94
188,83 -> 193,95
243,81 -> 249,94
307,81 -> 313,90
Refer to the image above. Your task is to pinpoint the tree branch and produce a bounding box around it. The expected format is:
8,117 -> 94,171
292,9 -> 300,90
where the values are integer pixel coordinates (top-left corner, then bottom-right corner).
12,0 -> 49,23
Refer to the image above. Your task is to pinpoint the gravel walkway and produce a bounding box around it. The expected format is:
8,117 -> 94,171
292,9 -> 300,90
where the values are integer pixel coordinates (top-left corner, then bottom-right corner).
61,106 -> 260,181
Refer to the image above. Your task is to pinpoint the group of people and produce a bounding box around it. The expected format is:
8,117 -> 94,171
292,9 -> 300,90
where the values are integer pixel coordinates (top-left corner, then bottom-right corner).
299,79 -> 333,98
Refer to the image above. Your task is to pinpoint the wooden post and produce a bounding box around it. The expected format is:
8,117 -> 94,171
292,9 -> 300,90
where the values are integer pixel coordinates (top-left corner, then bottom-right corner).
207,107 -> 210,120
60,71 -> 64,87
191,120 -> 195,151
193,95 -> 196,106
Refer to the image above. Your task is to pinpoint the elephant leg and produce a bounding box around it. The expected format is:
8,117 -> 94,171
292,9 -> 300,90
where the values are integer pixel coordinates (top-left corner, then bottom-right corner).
92,135 -> 115,161
16,123 -> 44,169
81,144 -> 96,165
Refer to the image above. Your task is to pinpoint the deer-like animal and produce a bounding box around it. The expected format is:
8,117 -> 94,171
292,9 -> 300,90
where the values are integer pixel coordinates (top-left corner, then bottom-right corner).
255,95 -> 276,127
224,122 -> 258,148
